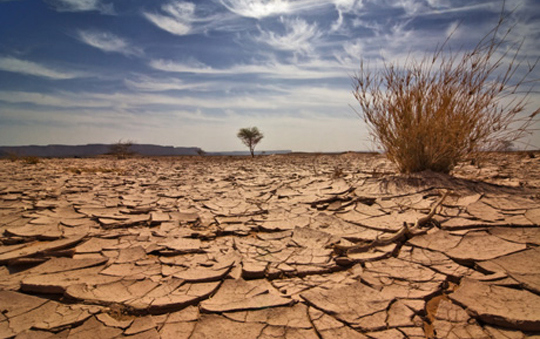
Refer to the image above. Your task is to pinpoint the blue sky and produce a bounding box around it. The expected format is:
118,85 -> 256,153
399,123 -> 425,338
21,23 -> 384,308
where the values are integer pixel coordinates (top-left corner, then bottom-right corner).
0,0 -> 539,152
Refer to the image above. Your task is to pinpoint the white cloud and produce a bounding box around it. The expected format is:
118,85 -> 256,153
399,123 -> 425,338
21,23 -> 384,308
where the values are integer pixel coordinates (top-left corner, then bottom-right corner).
0,90 -> 109,107
332,0 -> 358,8
162,1 -> 196,18
271,85 -> 355,108
373,0 -> 497,18
425,0 -> 451,8
144,13 -> 191,35
331,10 -> 344,32
257,17 -> 321,53
218,0 -> 338,19
124,75 -> 210,92
0,90 -> 273,110
150,59 -> 216,74
330,0 -> 363,31
341,40 -> 364,62
143,0 -> 339,35
393,0 -> 426,16
45,0 -> 114,14
0,107 -> 125,127
77,30 -> 142,57
0,81 -> 354,114
144,1 -> 196,36
149,58 -> 350,79
0,57 -> 78,79
219,0 -> 291,18
337,14 -> 447,66
87,91 -> 281,110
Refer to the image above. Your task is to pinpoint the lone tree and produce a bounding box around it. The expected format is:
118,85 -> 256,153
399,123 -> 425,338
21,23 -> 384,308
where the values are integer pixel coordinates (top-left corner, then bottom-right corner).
352,10 -> 538,174
237,127 -> 264,158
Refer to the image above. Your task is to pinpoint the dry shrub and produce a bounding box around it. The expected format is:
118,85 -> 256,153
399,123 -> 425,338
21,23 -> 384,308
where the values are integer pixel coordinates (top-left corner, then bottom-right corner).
353,11 -> 539,174
23,156 -> 41,164
331,165 -> 344,178
3,152 -> 40,164
108,140 -> 134,159
6,152 -> 19,162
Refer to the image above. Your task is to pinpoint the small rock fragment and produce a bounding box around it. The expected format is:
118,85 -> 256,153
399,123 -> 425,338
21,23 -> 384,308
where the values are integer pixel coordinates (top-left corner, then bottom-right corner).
96,313 -> 133,329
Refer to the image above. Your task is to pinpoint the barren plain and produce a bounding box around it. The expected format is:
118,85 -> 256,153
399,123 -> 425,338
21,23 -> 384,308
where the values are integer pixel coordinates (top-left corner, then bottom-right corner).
1,152 -> 539,339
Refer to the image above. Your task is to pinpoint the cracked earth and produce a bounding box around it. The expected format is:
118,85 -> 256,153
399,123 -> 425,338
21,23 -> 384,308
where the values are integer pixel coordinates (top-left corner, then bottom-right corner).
1,152 -> 539,338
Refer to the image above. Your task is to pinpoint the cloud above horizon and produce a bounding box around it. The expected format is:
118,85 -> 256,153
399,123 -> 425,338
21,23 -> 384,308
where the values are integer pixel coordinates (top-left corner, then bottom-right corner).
77,30 -> 142,56
257,17 -> 321,54
144,2 -> 196,36
45,0 -> 115,14
0,57 -> 79,79
218,0 -> 293,18
148,57 -> 351,80
0,0 -> 538,151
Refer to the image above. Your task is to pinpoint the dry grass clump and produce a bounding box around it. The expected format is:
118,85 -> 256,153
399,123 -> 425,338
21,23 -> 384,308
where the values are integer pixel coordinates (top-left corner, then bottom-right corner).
23,156 -> 41,164
3,152 -> 41,164
353,13 -> 538,174
108,140 -> 135,159
6,152 -> 20,162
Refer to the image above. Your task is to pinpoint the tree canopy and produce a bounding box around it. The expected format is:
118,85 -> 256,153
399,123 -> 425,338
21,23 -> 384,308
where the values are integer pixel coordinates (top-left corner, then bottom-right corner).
237,127 -> 264,158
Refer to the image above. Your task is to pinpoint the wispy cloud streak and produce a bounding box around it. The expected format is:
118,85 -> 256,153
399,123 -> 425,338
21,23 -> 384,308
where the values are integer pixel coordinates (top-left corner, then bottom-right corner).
219,0 -> 291,18
257,17 -> 321,53
149,58 -> 350,79
45,0 -> 114,14
218,0 -> 338,18
0,57 -> 78,79
77,30 -> 142,57
0,82 -> 354,113
124,75 -> 210,92
144,1 -> 197,36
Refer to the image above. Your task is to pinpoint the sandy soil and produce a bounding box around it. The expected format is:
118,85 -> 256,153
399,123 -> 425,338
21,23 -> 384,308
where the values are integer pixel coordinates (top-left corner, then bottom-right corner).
0,152 -> 539,338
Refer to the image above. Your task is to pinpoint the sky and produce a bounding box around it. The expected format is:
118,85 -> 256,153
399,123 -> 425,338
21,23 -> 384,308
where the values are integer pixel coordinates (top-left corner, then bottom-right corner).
0,0 -> 539,152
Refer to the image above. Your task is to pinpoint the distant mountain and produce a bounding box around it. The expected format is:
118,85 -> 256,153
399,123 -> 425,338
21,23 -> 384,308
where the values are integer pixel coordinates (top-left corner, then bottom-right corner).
0,144 -> 203,158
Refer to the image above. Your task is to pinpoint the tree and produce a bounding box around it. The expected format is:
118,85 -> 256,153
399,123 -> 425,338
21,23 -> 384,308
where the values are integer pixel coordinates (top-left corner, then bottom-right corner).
352,10 -> 538,174
237,127 -> 264,158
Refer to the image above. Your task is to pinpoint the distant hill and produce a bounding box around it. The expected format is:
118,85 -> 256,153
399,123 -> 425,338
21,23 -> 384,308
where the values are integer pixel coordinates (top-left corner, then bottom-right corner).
0,144 -> 203,158
0,144 -> 293,158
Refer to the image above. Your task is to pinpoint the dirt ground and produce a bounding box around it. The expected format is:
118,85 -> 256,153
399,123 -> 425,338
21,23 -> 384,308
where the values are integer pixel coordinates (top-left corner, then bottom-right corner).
1,152 -> 539,338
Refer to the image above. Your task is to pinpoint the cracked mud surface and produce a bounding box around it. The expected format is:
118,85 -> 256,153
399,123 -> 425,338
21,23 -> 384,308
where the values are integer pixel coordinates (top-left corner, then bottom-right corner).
1,152 -> 539,338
